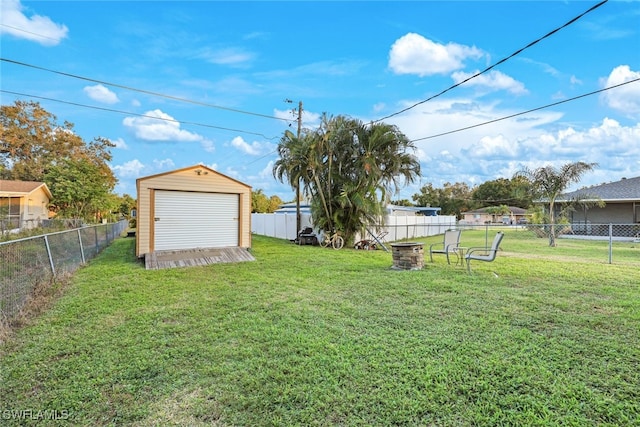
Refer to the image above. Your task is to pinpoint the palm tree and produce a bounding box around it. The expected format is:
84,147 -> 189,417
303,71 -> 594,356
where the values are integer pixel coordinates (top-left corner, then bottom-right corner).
515,161 -> 598,246
273,130 -> 309,231
274,114 -> 420,244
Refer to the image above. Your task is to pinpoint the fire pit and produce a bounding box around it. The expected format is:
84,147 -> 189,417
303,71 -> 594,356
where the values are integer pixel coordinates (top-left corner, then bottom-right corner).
391,242 -> 424,270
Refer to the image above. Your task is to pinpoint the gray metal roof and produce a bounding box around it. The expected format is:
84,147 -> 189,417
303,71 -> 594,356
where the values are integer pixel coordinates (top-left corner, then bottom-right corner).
559,176 -> 640,202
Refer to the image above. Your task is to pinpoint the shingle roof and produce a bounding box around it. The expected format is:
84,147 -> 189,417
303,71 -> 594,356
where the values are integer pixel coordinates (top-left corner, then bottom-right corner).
559,176 -> 640,202
0,180 -> 52,198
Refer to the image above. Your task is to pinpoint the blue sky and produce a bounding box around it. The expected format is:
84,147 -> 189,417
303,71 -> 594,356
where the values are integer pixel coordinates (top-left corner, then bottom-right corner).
1,0 -> 639,202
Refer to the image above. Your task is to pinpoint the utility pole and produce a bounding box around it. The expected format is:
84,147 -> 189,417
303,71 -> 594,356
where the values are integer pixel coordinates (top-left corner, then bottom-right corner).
295,101 -> 303,236
285,98 -> 304,237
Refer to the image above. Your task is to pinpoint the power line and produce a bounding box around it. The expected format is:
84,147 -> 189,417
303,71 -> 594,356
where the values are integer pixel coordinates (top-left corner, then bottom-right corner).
1,89 -> 281,140
0,57 -> 295,123
0,23 -> 65,44
375,0 -> 609,123
409,78 -> 640,142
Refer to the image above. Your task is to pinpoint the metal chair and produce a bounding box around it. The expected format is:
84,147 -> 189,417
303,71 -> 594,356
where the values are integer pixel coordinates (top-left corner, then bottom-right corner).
464,232 -> 505,273
429,229 -> 461,264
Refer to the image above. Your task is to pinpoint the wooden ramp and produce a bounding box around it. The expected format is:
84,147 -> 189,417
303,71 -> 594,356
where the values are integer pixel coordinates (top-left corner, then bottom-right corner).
145,247 -> 255,270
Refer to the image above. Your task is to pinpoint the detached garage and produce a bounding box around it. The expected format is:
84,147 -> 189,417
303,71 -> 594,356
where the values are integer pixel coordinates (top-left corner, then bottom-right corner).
136,165 -> 252,261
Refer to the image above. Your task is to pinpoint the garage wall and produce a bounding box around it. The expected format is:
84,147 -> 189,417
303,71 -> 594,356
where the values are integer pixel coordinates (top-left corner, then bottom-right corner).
136,165 -> 251,257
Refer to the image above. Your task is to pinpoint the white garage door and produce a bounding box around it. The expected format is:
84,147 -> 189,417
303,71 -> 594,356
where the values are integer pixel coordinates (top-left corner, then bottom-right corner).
154,190 -> 239,251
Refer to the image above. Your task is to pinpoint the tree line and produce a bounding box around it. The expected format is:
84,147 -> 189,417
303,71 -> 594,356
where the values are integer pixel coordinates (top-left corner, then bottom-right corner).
1,101 -> 135,224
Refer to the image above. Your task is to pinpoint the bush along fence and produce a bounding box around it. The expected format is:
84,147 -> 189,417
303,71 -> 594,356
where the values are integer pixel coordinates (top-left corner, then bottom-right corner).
0,220 -> 128,321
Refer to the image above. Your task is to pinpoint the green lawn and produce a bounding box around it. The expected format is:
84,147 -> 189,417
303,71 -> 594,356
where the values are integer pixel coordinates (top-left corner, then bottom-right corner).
1,234 -> 639,426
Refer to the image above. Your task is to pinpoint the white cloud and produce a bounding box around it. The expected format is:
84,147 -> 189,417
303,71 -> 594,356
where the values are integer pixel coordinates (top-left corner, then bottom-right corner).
0,0 -> 68,46
451,70 -> 528,95
111,137 -> 128,150
201,140 -> 215,153
230,136 -> 275,156
113,159 -> 145,178
373,102 -> 386,113
391,97 -> 562,156
273,108 -> 321,129
153,159 -> 175,170
387,95 -> 640,196
231,136 -> 261,156
468,134 -> 518,158
259,160 -> 275,179
83,84 -> 119,104
122,109 -> 208,142
223,167 -> 241,180
388,33 -> 484,76
197,47 -> 254,66
600,65 -> 640,119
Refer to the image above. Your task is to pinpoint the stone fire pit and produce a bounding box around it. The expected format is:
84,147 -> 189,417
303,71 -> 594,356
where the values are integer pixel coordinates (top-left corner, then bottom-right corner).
391,242 -> 424,270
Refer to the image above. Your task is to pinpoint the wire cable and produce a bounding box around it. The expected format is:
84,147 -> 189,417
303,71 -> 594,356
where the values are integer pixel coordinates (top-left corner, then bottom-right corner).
409,78 -> 639,142
375,0 -> 609,123
0,57 -> 295,123
0,23 -> 65,44
0,89 -> 281,140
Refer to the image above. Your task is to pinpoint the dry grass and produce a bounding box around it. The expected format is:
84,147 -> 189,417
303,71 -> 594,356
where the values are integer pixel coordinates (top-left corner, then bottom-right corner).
0,274 -> 71,344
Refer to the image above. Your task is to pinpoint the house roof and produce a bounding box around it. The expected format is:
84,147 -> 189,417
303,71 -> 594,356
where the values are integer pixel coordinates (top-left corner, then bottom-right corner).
558,176 -> 640,202
387,205 -> 441,214
136,164 -> 252,189
464,206 -> 527,215
0,180 -> 53,199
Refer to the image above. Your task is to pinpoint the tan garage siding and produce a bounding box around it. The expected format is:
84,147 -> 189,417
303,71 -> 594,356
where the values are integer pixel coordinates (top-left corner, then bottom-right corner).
136,165 -> 251,258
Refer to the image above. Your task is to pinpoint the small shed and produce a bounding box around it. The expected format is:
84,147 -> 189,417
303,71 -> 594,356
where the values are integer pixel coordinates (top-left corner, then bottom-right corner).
136,165 -> 252,258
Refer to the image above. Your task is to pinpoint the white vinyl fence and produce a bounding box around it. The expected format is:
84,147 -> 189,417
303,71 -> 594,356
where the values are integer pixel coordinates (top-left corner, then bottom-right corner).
251,213 -> 457,243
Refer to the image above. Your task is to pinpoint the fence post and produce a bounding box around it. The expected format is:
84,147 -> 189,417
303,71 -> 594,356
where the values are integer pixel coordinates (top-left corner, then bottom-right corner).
78,229 -> 86,264
485,223 -> 489,247
609,223 -> 613,264
94,226 -> 99,256
44,235 -> 56,276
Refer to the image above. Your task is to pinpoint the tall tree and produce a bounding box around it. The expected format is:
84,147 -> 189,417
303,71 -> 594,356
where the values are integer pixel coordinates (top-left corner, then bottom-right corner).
412,182 -> 474,217
1,101 -> 117,222
267,195 -> 283,213
274,114 -> 420,243
515,161 -> 598,246
251,189 -> 269,213
251,189 -> 281,213
273,130 -> 312,208
45,156 -> 115,221
472,177 -> 531,208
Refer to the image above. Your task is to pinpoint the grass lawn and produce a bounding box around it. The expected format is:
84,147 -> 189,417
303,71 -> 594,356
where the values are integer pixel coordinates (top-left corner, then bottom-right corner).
1,233 -> 639,426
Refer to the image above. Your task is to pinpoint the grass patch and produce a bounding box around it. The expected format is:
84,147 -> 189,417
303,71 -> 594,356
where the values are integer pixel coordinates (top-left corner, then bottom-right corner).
1,234 -> 639,426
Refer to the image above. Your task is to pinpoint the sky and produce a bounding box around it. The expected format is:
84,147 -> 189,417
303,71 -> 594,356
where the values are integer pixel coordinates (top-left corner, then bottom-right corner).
1,0 -> 639,203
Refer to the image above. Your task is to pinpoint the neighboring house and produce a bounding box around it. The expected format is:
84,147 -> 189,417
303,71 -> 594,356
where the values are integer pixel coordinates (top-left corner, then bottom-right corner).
556,176 -> 640,224
274,202 -> 311,214
461,206 -> 529,225
0,180 -> 52,231
386,205 -> 441,216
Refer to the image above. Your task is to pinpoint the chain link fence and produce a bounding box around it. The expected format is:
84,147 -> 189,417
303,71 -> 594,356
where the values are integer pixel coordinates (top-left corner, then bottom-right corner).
1,220 -> 128,321
455,223 -> 640,266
